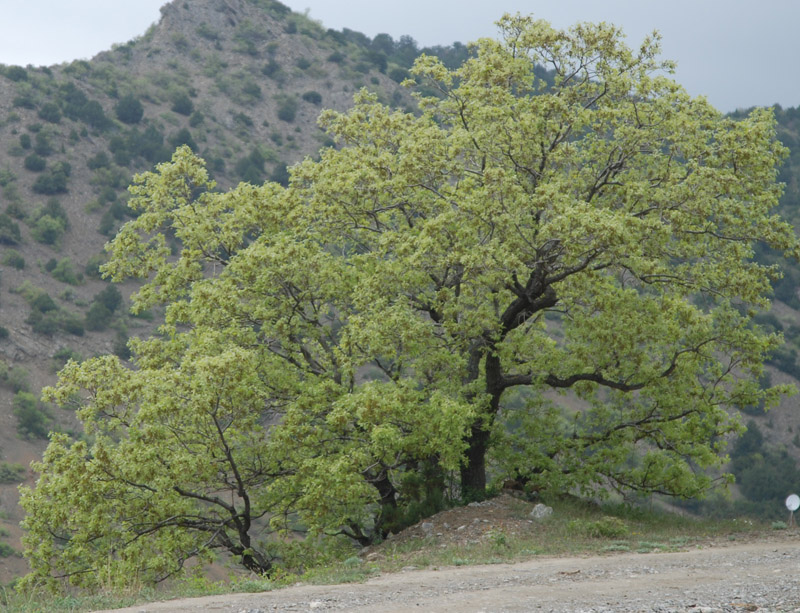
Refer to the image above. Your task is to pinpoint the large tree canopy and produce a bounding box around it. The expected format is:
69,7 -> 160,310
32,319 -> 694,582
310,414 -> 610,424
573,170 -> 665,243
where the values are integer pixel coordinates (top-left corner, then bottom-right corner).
21,15 -> 797,590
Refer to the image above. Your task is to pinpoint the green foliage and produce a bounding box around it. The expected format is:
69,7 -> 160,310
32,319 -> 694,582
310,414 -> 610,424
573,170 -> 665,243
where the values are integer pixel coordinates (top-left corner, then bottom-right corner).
37,102 -> 61,124
196,23 -> 220,42
729,420 -> 800,505
567,517 -> 629,538
275,94 -> 298,122
113,330 -> 131,360
301,91 -> 322,105
168,128 -> 197,152
0,462 -> 26,484
57,83 -> 111,130
93,284 -> 122,313
326,51 -> 345,64
0,361 -> 30,393
49,258 -> 82,285
20,17 -> 799,592
261,59 -> 282,81
84,253 -> 107,279
24,153 -> 46,172
0,213 -> 22,245
86,151 -> 111,170
30,214 -> 65,244
30,199 -> 69,244
13,391 -> 52,440
108,126 -> 171,166
19,283 -> 83,336
235,148 -> 268,183
85,302 -> 112,331
2,249 -> 25,269
170,93 -> 193,116
52,347 -> 82,370
3,65 -> 28,81
33,131 -> 52,156
31,167 -> 69,195
114,95 -> 144,124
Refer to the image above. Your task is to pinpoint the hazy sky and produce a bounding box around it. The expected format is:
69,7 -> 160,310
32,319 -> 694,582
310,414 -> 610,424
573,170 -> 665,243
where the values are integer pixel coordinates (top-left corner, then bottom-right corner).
0,0 -> 797,112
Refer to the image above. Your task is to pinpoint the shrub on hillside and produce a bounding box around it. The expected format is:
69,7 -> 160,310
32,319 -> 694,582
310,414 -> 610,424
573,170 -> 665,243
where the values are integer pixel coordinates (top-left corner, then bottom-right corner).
1,249 -> 25,269
37,102 -> 61,123
171,93 -> 193,116
115,94 -> 144,124
276,95 -> 298,122
0,462 -> 25,484
12,391 -> 52,440
23,153 -> 46,172
0,214 -> 21,245
302,91 -> 322,105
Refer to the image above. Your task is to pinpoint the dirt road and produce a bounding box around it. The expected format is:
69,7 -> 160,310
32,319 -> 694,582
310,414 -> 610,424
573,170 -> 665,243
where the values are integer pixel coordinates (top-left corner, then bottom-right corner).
95,539 -> 800,612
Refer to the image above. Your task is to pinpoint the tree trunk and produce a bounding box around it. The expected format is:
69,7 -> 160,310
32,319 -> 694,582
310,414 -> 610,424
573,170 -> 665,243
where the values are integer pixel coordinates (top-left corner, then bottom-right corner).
460,424 -> 491,500
460,355 -> 504,499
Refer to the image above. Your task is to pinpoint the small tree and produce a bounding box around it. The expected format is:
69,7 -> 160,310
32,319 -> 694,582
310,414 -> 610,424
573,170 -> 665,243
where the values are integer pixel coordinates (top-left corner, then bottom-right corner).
114,95 -> 144,124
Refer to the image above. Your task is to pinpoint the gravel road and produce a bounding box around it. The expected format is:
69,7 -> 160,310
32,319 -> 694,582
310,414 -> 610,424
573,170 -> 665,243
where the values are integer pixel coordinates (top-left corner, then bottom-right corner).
95,540 -> 800,613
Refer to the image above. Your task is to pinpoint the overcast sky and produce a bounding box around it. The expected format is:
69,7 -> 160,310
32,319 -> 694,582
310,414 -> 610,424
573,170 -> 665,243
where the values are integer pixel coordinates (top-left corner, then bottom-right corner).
0,1 -> 797,112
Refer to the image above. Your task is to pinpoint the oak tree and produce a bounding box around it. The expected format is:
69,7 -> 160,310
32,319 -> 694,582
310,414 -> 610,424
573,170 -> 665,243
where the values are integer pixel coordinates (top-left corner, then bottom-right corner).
21,15 -> 797,590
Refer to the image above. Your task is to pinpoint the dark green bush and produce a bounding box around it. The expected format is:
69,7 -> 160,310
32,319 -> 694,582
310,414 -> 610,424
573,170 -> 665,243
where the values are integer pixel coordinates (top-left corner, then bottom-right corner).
235,148 -> 267,183
0,543 -> 17,558
32,170 -> 68,195
37,102 -> 61,123
33,132 -> 52,156
30,291 -> 57,313
276,95 -> 298,122
23,153 -> 46,172
389,67 -> 408,83
60,312 -> 85,336
169,128 -> 197,151
85,302 -> 112,331
13,391 -> 52,440
87,151 -> 111,170
171,93 -> 193,116
58,83 -> 111,130
19,133 -> 31,149
302,91 -> 322,105
52,346 -> 82,369
1,249 -> 24,269
189,111 -> 204,127
269,162 -> 289,187
50,258 -> 81,285
0,462 -> 25,484
4,66 -> 28,81
0,214 -> 22,245
84,253 -> 106,279
12,94 -> 35,109
115,94 -> 144,124
326,51 -> 345,63
30,199 -> 69,243
1,363 -> 30,393
261,59 -> 282,79
113,330 -> 131,360
94,284 -> 122,313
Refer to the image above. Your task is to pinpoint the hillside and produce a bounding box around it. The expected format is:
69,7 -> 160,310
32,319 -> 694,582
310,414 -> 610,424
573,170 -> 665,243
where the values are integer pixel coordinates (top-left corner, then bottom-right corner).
0,0 -> 799,587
